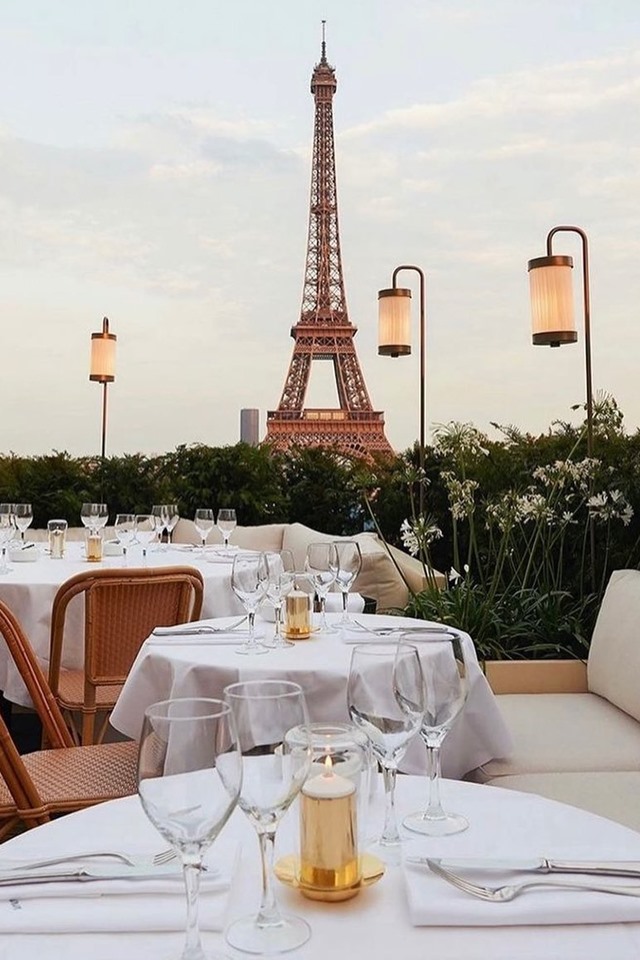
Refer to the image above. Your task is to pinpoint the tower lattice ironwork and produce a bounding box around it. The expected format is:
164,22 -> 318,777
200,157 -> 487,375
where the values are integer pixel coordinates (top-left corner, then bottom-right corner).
265,34 -> 392,458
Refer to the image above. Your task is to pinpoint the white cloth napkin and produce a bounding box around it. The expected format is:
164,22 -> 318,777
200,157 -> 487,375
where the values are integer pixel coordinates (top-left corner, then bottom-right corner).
324,592 -> 365,613
0,859 -> 235,933
403,861 -> 640,926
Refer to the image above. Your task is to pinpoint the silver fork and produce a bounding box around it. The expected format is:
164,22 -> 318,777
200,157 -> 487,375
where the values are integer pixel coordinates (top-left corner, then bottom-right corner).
426,859 -> 640,902
0,848 -> 177,871
152,617 -> 247,637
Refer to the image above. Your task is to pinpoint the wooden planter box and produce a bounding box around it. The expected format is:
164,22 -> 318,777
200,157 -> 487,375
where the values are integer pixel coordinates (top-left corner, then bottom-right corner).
483,659 -> 588,695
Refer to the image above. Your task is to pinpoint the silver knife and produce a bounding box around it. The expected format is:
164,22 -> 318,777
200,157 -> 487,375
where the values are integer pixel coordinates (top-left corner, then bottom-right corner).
407,856 -> 640,878
0,864 -> 183,887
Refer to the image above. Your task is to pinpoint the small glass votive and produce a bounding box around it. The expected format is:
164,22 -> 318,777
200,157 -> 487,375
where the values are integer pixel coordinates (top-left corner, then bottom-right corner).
284,723 -> 371,901
85,529 -> 103,562
284,589 -> 313,640
47,519 -> 68,559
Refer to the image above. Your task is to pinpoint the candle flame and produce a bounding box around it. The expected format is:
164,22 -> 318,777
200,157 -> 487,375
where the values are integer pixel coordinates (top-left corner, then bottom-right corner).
323,754 -> 333,776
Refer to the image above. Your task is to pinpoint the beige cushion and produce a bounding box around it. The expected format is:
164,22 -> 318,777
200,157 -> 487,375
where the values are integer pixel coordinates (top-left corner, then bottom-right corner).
588,569 -> 640,721
171,520 -> 285,552
478,693 -> 640,779
488,771 -> 640,833
281,523 -> 409,611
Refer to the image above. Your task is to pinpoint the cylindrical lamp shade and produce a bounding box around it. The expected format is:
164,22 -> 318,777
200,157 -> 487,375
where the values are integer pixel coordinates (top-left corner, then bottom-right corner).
378,287 -> 412,357
528,255 -> 577,347
89,319 -> 117,382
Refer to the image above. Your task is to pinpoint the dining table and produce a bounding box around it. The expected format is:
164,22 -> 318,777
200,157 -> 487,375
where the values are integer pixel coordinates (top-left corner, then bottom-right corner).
0,541 -> 245,707
3,775 -> 640,959
110,612 -> 513,778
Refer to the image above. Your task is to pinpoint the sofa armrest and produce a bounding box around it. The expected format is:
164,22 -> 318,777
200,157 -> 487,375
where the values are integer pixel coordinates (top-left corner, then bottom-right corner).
484,659 -> 588,694
384,544 -> 446,594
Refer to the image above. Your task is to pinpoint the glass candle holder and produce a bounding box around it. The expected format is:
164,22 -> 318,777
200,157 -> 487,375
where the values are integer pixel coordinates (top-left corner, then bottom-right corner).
47,519 -> 68,559
284,589 -> 313,640
85,529 -> 103,562
284,723 -> 372,901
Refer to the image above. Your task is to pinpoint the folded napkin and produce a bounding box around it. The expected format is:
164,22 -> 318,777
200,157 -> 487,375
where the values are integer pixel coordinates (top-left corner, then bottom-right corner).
8,545 -> 39,563
324,592 -> 365,613
103,539 -> 124,556
146,633 -> 250,646
341,623 -> 456,645
403,860 -> 640,926
0,857 -> 234,934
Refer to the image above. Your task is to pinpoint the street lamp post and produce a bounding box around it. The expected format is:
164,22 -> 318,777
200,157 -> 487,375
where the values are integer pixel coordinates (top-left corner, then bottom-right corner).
527,225 -> 595,587
89,317 -> 117,492
377,265 -> 426,515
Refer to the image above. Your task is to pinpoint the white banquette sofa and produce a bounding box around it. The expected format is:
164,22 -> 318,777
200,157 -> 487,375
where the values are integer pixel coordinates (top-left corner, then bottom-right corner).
172,520 -> 445,612
475,569 -> 640,832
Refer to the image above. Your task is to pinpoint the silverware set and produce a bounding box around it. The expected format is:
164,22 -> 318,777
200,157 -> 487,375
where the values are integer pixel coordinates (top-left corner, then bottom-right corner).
410,857 -> 640,902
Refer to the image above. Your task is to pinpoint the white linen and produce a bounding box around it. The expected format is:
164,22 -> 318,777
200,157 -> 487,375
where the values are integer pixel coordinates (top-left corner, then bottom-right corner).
111,613 -> 512,779
5,780 -> 640,958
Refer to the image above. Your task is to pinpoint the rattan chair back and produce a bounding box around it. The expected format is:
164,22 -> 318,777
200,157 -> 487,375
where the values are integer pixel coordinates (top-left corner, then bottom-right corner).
49,565 -> 204,743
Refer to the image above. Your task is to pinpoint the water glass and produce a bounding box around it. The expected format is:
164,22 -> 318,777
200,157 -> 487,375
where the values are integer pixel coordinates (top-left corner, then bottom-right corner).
304,542 -> 338,633
331,541 -> 362,625
114,513 -> 136,559
194,508 -> 214,554
264,549 -> 296,648
231,552 -> 269,655
135,514 -> 156,559
47,519 -> 68,560
13,503 -> 33,542
217,508 -> 237,550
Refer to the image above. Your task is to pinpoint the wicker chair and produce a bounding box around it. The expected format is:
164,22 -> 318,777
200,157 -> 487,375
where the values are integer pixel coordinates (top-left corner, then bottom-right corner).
0,601 -> 138,837
48,565 -> 204,745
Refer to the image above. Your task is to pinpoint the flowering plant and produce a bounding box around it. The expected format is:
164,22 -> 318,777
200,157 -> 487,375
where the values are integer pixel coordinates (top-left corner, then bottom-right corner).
374,399 -> 637,660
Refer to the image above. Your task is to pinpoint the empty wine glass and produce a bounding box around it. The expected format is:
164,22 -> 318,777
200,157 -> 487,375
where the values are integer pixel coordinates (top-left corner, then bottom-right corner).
114,513 -> 136,559
217,508 -> 237,551
304,542 -> 338,633
331,540 -> 362,625
403,631 -> 470,836
166,503 -> 180,546
223,680 -> 312,955
348,642 -> 425,854
13,503 -> 33,542
81,503 -> 108,534
263,549 -> 296,648
135,514 -> 156,559
152,504 -> 168,549
231,552 -> 269,656
0,504 -> 15,573
137,697 -> 242,960
193,508 -> 214,554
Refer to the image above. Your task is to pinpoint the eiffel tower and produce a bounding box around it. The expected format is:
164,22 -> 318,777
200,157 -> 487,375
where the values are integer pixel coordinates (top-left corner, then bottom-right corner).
265,30 -> 393,458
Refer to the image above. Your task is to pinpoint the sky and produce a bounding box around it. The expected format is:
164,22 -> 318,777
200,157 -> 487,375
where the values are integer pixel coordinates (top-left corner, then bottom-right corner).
1,0 -> 640,457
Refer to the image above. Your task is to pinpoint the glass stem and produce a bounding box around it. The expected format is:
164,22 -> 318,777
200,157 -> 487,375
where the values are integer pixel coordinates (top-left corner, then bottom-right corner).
425,744 -> 446,820
247,610 -> 256,640
256,828 -> 282,928
341,589 -> 348,622
182,851 -> 205,959
274,604 -> 282,639
380,764 -> 401,845
319,594 -> 328,629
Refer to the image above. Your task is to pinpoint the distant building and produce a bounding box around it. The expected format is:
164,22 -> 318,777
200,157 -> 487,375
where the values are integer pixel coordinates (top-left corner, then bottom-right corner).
240,408 -> 260,446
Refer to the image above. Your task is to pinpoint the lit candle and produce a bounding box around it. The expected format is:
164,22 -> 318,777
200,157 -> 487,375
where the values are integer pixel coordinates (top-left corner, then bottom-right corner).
299,755 -> 361,900
285,590 -> 311,639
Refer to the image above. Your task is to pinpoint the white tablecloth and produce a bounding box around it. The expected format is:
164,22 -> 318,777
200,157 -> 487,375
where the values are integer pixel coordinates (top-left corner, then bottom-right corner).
0,543 -> 244,706
110,613 -> 513,778
3,777 -> 640,959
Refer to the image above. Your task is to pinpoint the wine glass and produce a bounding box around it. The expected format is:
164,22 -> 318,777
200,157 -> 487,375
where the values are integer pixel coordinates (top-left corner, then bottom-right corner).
347,642 -> 425,854
216,508 -> 237,551
0,504 -> 15,573
331,541 -> 362,625
223,680 -> 312,955
403,631 -> 470,836
263,549 -> 296,648
151,505 -> 168,549
231,552 -> 269,656
13,503 -> 33,542
193,508 -> 214,554
304,542 -> 338,633
137,697 -> 242,960
114,513 -> 136,559
166,503 -> 180,546
135,514 -> 156,559
81,503 -> 108,534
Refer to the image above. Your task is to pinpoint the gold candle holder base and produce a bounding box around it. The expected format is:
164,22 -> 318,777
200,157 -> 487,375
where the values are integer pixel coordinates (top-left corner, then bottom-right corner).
274,854 -> 385,901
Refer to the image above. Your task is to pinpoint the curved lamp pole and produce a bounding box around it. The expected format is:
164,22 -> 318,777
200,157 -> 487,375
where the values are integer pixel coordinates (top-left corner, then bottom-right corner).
89,317 -> 117,496
527,225 -> 595,587
378,265 -> 426,515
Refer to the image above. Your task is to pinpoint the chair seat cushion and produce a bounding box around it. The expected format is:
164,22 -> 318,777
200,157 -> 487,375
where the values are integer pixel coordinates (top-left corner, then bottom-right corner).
487,771 -> 640,833
56,669 -> 123,711
478,692 -> 640,779
22,740 -> 138,807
